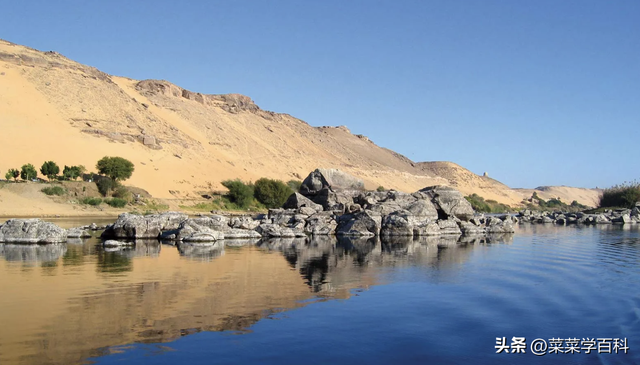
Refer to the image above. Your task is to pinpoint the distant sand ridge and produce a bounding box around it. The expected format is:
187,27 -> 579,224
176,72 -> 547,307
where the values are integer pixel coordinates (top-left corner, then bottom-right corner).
0,39 -> 600,211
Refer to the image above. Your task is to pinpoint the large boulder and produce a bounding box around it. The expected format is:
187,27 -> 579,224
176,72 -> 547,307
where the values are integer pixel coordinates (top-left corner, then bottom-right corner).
282,193 -> 323,213
336,210 -> 382,236
0,219 -> 67,243
228,216 -> 261,230
300,168 -> 364,195
102,212 -> 188,239
171,219 -> 225,242
419,186 -> 474,221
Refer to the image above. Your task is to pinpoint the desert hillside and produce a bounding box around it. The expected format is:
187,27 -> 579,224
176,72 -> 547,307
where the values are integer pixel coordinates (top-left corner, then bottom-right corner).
0,39 -> 599,208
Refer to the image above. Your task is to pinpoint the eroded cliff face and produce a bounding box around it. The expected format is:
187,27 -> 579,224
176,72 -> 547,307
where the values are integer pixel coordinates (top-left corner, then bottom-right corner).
0,38 -> 598,206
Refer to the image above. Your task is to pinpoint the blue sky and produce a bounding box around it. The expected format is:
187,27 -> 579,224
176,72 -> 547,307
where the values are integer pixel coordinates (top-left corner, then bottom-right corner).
1,0 -> 638,188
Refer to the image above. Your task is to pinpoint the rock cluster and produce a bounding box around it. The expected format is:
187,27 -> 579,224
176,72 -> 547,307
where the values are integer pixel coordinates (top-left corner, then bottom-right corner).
0,219 -> 67,243
517,208 -> 640,225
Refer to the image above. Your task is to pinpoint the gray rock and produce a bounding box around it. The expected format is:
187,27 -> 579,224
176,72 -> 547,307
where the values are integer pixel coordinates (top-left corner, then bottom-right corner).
282,193 -> 323,213
304,212 -> 338,235
256,223 -> 306,238
437,219 -> 463,235
300,168 -> 365,195
228,216 -> 261,230
413,222 -> 442,236
223,228 -> 262,239
611,214 -> 632,224
458,221 -> 486,235
102,212 -> 188,239
336,210 -> 382,236
419,186 -> 474,221
67,228 -> 92,238
0,219 -> 67,243
380,210 -> 414,237
174,219 -> 225,242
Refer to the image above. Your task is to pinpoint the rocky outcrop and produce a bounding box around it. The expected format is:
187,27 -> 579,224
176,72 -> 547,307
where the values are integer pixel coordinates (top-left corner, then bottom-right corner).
101,212 -> 188,239
0,219 -> 67,243
299,169 -> 364,212
336,210 -> 382,236
517,208 -> 639,225
419,185 -> 474,220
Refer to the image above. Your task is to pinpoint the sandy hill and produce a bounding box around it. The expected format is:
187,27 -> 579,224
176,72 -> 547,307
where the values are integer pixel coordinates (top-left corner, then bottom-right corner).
0,39 -> 600,208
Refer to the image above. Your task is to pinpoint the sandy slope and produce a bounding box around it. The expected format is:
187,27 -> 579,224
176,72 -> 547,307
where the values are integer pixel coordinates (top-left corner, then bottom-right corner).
0,39 -> 600,212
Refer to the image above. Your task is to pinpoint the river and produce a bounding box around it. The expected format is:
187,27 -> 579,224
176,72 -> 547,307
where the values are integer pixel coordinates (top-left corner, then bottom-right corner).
0,219 -> 638,364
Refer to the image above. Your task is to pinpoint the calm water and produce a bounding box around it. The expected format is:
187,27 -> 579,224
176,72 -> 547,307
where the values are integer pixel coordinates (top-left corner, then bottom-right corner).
0,219 -> 638,365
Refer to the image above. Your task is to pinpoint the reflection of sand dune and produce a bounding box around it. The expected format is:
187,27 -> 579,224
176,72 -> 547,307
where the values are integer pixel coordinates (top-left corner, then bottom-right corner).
0,234 -> 513,365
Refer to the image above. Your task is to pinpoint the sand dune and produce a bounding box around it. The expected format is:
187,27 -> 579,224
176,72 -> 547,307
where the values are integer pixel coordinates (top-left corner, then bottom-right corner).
0,39 -> 600,212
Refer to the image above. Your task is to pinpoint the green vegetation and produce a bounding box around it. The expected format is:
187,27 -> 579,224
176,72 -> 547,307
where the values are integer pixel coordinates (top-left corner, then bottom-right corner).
112,185 -> 131,200
41,186 -> 66,196
105,198 -> 128,208
96,178 -> 116,197
20,163 -> 37,181
254,178 -> 293,208
62,165 -> 83,180
221,179 -> 255,209
465,194 -> 512,213
129,199 -> 169,214
40,161 -> 60,181
523,192 -> 589,212
376,186 -> 386,192
287,179 -> 302,192
96,156 -> 134,182
5,168 -> 19,182
80,197 -> 103,206
598,181 -> 640,209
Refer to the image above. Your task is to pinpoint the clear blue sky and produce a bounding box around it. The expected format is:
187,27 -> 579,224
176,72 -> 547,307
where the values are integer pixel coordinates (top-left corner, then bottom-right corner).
1,0 -> 638,188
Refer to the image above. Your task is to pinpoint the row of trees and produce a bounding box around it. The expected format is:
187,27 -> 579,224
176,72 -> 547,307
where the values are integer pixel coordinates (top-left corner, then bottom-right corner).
3,157 -> 134,184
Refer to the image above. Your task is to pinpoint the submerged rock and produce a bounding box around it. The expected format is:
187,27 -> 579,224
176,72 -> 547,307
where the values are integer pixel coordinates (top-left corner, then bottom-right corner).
0,219 -> 67,243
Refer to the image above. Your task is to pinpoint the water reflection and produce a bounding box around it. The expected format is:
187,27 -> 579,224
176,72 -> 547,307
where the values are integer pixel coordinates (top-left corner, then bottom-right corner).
0,231 -> 516,365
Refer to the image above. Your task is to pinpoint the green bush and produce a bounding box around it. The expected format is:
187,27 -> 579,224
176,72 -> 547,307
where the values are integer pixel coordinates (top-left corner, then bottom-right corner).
287,179 -> 302,192
80,197 -> 102,206
105,198 -> 128,208
221,179 -> 255,209
62,165 -> 82,180
112,185 -> 131,200
41,186 -> 66,196
254,178 -> 293,208
465,194 -> 511,213
599,182 -> 640,209
376,186 -> 386,192
96,178 -> 116,197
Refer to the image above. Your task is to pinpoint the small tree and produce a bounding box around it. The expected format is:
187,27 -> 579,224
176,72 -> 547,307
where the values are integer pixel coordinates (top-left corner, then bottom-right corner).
376,186 -> 385,192
96,157 -> 135,182
40,161 -> 60,181
63,165 -> 82,180
5,168 -> 19,182
254,178 -> 293,208
20,164 -> 38,181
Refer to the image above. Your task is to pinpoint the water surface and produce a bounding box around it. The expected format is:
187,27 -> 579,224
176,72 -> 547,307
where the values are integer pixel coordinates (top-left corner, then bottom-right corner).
0,220 -> 638,365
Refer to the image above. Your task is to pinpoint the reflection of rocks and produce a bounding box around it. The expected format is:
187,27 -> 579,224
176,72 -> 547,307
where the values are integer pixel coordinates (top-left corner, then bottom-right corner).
103,240 -> 134,247
0,219 -> 67,243
0,243 -> 67,263
222,238 -> 260,247
177,241 -> 225,261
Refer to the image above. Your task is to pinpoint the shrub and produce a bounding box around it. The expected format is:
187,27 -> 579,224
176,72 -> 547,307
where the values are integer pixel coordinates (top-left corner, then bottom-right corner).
41,186 -> 66,196
221,179 -> 254,208
40,161 -> 60,181
254,178 -> 293,208
112,185 -> 131,200
80,197 -> 102,206
287,179 -> 302,192
96,178 -> 116,197
465,194 -> 512,213
96,156 -> 135,182
376,186 -> 385,192
105,198 -> 127,208
599,181 -> 640,209
20,163 -> 38,181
